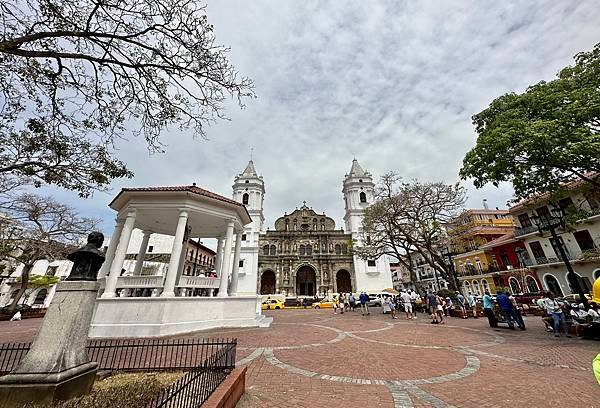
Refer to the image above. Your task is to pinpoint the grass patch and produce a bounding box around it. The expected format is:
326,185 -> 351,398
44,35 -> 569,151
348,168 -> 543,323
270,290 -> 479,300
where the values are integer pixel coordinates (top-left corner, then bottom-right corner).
19,372 -> 183,408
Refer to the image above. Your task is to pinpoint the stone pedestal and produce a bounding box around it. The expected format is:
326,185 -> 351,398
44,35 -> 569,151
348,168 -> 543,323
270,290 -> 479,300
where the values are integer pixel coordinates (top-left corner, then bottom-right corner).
0,281 -> 100,405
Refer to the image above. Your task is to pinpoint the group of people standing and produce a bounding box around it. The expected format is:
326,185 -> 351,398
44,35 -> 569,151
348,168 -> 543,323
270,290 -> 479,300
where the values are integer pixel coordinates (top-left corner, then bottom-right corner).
332,292 -> 372,316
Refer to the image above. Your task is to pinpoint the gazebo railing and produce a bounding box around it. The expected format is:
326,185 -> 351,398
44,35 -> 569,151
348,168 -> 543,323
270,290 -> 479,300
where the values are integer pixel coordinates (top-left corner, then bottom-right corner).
177,276 -> 220,288
117,275 -> 165,288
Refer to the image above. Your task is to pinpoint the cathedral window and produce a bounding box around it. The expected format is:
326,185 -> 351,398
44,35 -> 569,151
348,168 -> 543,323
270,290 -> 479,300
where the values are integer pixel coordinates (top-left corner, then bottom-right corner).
342,244 -> 348,254
263,245 -> 270,255
359,192 -> 367,203
299,245 -> 306,255
335,244 -> 341,254
245,180 -> 249,183
242,193 -> 249,205
270,245 -> 276,255
367,260 -> 376,267
306,245 -> 312,255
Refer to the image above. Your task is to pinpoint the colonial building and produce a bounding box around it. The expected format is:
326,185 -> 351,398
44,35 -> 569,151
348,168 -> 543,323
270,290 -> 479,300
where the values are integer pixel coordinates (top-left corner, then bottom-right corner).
235,158 -> 393,297
258,204 -> 354,296
447,209 -> 515,295
510,182 -> 600,296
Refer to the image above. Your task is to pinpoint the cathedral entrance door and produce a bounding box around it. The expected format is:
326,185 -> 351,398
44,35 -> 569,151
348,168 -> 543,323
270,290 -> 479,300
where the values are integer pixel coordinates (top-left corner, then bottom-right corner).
336,269 -> 352,293
260,270 -> 276,294
296,265 -> 316,296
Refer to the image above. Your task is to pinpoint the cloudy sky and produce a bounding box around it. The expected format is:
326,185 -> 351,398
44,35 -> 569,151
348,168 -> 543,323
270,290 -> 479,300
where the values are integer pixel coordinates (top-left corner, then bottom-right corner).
45,1 -> 600,235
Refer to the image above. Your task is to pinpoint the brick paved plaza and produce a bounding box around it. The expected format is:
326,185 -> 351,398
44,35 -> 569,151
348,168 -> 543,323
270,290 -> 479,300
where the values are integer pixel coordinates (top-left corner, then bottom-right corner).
1,309 -> 598,407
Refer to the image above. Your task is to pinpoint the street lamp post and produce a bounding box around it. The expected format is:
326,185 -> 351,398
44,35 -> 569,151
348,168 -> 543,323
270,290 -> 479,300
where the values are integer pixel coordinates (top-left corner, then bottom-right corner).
441,245 -> 460,292
530,208 -> 589,308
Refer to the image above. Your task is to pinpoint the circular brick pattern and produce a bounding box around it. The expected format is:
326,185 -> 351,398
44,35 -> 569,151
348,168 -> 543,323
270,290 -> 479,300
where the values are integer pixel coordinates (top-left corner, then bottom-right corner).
273,338 -> 467,381
352,321 -> 500,348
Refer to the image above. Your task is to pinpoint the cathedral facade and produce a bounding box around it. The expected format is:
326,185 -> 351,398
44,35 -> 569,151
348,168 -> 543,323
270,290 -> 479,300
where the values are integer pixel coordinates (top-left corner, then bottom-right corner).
232,159 -> 392,297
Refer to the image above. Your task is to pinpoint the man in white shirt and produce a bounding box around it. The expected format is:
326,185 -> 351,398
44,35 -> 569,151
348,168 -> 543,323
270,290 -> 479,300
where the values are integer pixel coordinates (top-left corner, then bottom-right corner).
409,290 -> 419,318
544,292 -> 571,338
401,290 -> 413,320
570,303 -> 589,337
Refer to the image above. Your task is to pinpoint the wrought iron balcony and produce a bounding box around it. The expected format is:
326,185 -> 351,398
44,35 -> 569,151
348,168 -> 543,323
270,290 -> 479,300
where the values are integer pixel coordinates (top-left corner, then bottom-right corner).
514,225 -> 538,237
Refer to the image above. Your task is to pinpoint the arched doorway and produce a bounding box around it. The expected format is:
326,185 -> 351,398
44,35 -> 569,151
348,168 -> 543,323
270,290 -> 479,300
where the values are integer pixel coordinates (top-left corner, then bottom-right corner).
260,270 -> 276,294
544,274 -> 563,296
296,265 -> 316,296
336,270 -> 352,293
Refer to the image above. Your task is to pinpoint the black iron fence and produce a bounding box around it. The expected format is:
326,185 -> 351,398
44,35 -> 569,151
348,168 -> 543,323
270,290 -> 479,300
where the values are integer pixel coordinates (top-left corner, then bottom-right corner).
0,338 -> 236,375
145,340 -> 236,407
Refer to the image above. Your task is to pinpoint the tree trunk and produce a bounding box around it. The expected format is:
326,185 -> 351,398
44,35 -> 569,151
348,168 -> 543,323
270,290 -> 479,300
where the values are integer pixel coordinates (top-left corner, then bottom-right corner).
7,264 -> 33,313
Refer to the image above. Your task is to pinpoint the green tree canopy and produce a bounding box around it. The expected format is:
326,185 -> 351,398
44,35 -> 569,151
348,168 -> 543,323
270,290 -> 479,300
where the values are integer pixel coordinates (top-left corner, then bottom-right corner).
460,42 -> 600,200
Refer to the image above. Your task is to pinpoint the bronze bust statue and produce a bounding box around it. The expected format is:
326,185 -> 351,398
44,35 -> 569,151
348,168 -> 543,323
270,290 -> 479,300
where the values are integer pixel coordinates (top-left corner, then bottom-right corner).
66,232 -> 106,281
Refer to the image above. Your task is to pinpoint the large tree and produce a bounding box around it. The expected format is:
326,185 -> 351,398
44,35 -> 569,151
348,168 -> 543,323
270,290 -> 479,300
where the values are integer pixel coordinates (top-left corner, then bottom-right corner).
358,173 -> 466,291
0,193 -> 97,311
460,42 -> 600,201
0,0 -> 254,196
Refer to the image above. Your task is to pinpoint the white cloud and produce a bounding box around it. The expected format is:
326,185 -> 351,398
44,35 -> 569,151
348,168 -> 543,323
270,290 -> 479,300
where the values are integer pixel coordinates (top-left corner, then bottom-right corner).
37,0 -> 600,233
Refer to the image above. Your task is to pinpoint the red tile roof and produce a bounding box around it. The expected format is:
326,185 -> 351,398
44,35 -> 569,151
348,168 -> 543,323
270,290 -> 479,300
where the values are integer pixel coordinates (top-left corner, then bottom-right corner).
480,232 -> 516,249
109,186 -> 250,220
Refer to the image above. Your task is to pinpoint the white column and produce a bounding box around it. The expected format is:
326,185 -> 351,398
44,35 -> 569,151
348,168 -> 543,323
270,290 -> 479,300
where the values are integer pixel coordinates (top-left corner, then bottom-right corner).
161,210 -> 189,297
217,221 -> 235,297
229,233 -> 242,296
98,219 -> 124,279
132,230 -> 152,276
213,236 -> 225,280
102,210 -> 136,298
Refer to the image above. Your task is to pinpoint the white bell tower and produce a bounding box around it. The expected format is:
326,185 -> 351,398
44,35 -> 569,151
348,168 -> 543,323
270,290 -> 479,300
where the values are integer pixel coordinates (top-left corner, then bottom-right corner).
232,160 -> 265,295
343,159 -> 393,292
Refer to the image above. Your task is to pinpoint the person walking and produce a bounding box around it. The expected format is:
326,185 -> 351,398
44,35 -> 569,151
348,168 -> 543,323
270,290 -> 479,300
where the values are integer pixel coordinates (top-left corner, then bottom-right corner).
426,290 -> 439,324
333,295 -> 339,315
497,290 -> 525,330
543,292 -> 571,338
443,297 -> 453,316
456,291 -> 467,319
400,290 -> 413,320
340,293 -> 346,314
436,294 -> 445,324
385,296 -> 397,319
482,290 -> 498,328
409,290 -> 418,319
466,291 -> 478,318
348,293 -> 356,311
359,292 -> 370,316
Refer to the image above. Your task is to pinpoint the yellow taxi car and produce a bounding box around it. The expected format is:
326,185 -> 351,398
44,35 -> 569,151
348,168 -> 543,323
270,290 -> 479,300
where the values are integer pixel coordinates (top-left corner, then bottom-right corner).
312,299 -> 337,309
261,299 -> 285,310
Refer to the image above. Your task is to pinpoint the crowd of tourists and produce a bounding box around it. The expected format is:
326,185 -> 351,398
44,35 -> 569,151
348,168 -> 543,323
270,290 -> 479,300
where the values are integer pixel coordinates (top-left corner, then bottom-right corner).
327,288 -> 600,340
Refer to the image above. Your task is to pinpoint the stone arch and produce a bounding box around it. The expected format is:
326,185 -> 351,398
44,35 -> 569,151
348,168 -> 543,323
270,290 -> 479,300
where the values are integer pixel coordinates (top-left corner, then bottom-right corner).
525,275 -> 539,292
336,270 -> 352,294
260,270 -> 276,295
296,264 -> 317,296
543,273 -> 563,296
508,277 -> 521,294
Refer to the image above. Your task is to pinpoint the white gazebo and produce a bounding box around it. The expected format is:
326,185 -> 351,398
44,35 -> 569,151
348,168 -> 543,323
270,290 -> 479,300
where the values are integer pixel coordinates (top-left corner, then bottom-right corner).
90,185 -> 271,338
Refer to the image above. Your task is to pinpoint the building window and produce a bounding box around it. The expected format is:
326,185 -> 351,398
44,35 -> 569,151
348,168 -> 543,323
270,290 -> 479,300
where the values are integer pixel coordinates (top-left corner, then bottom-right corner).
525,275 -> 539,292
242,234 -> 247,241
306,245 -> 312,255
263,245 -> 270,255
239,260 -> 244,268
359,192 -> 367,203
367,259 -> 376,267
242,193 -> 249,205
508,277 -> 521,294
475,258 -> 483,273
573,230 -> 595,251
33,289 -> 48,305
335,244 -> 341,254
528,241 -> 545,260
148,245 -> 153,253
342,244 -> 348,254
299,245 -> 306,255
45,266 -> 58,277
269,245 -> 276,255
544,274 -> 563,296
